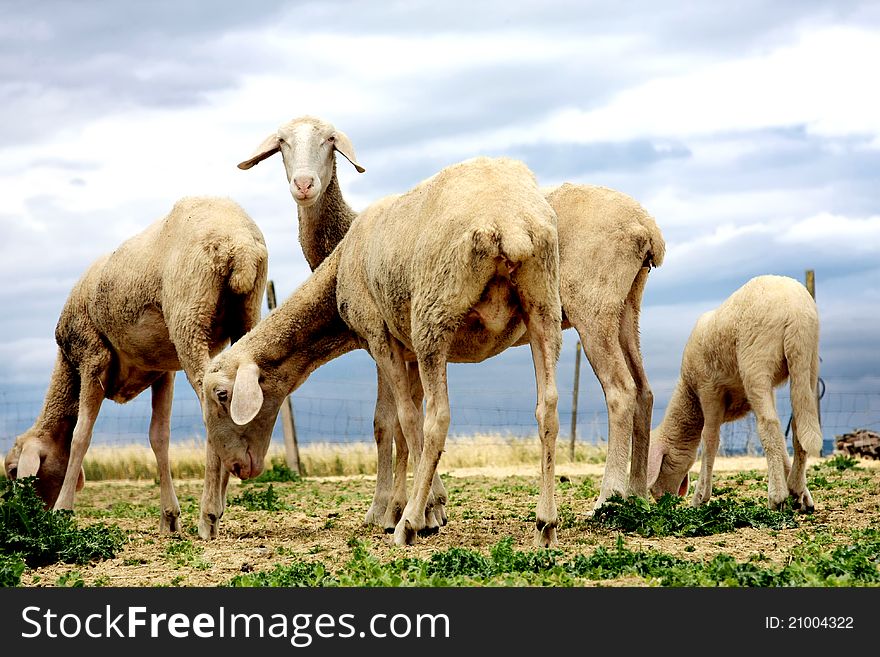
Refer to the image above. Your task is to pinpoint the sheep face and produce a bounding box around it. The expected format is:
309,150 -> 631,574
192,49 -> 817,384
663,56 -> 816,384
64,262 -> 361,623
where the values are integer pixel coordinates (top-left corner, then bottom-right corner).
647,431 -> 693,500
238,116 -> 364,208
4,431 -> 84,508
201,359 -> 283,481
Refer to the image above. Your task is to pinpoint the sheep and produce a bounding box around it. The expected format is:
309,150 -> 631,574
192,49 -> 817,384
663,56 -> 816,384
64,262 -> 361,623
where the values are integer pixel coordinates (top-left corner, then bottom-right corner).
646,274 -> 822,511
540,183 -> 665,509
200,156 -> 564,547
238,116 -> 665,528
237,115 -> 436,531
3,197 -> 268,533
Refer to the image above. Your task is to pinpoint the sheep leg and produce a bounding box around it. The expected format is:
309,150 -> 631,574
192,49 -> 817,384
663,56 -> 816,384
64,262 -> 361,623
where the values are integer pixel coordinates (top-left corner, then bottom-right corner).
374,341 -> 439,542
691,393 -> 723,506
393,353 -> 450,547
198,440 -> 230,540
619,270 -> 653,499
54,372 -> 105,511
149,371 -> 181,533
744,382 -> 789,509
410,362 -> 448,528
787,417 -> 815,513
383,414 -> 410,531
526,323 -> 561,548
573,307 -> 637,511
365,368 -> 395,527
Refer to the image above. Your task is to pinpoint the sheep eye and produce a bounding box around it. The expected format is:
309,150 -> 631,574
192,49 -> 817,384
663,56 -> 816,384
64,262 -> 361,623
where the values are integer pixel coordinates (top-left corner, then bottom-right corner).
216,389 -> 228,403
326,135 -> 336,144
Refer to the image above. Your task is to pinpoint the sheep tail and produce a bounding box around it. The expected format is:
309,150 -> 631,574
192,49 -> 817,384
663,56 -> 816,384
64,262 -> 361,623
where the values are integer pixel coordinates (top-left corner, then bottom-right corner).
228,241 -> 268,295
784,319 -> 823,457
643,213 -> 666,269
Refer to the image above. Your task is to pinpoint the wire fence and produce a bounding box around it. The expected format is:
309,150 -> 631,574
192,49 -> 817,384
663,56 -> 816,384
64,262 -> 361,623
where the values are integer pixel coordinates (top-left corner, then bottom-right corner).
1,375 -> 877,458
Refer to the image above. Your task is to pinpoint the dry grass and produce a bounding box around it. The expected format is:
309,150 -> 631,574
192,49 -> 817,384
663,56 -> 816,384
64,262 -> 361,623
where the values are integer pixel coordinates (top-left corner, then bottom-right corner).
79,434 -> 608,481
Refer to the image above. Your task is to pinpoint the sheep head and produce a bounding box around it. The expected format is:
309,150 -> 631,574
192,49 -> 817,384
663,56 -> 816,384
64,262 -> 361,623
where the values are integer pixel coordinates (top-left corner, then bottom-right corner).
237,115 -> 364,208
647,428 -> 693,500
4,428 -> 84,508
201,354 -> 286,481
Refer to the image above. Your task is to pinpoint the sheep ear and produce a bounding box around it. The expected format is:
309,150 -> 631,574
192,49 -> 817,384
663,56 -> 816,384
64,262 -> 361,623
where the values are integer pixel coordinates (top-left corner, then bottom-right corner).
646,439 -> 665,488
332,130 -> 365,173
17,441 -> 42,478
230,362 -> 263,425
238,134 -> 281,170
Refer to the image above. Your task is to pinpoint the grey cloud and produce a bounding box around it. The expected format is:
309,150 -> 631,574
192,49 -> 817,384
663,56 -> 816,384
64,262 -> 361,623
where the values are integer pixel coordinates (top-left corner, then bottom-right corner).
0,1 -> 292,146
510,140 -> 691,179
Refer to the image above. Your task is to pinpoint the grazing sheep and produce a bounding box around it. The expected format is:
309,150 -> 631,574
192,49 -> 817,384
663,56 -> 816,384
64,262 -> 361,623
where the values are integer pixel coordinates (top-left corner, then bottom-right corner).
239,116 -> 665,528
201,156 -> 563,547
3,197 -> 268,533
647,275 -> 821,511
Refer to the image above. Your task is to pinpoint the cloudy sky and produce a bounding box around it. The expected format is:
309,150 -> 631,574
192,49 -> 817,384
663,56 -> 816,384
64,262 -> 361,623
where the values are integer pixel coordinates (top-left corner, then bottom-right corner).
1,0 -> 878,448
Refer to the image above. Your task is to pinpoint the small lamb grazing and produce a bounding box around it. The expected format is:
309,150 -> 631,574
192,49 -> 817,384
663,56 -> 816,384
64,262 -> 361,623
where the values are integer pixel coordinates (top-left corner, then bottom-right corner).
3,197 -> 268,533
200,156 -> 563,547
647,274 -> 822,511
239,116 -> 665,528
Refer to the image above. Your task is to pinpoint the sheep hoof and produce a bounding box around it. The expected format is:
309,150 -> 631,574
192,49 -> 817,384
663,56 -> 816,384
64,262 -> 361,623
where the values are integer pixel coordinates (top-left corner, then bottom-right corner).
788,491 -> 815,514
364,502 -> 388,528
381,502 -> 404,532
160,510 -> 181,534
418,525 -> 439,537
393,519 -> 417,547
198,513 -> 220,541
534,522 -> 558,548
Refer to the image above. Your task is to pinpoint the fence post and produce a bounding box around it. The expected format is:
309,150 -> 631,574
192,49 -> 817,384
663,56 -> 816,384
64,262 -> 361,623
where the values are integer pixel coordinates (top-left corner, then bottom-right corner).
805,269 -> 823,454
569,340 -> 581,461
266,280 -> 304,475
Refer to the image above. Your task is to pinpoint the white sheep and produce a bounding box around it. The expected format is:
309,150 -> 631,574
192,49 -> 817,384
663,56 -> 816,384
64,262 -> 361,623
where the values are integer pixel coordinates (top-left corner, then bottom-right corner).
200,156 -> 564,547
647,274 -> 822,511
3,197 -> 268,533
238,116 -> 666,528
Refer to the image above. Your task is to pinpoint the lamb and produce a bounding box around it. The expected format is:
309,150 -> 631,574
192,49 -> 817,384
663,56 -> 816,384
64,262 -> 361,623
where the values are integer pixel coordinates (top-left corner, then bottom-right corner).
3,197 -> 268,533
238,116 -> 665,529
646,274 -> 822,511
200,156 -> 564,547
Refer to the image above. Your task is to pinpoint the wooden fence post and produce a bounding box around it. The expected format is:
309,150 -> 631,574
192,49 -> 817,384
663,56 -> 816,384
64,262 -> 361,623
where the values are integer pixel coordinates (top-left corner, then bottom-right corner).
569,340 -> 581,461
267,280 -> 304,475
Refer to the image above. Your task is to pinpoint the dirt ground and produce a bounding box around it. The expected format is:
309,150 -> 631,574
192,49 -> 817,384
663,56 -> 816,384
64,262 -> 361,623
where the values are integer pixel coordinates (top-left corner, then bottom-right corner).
17,456 -> 880,587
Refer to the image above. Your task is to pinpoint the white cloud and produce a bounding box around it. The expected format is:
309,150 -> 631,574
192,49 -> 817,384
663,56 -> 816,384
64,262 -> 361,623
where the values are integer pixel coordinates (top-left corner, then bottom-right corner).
779,212 -> 880,253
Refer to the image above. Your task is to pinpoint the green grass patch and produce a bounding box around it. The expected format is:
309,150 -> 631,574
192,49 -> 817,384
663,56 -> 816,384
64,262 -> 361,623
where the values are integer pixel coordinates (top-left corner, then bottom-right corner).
229,484 -> 288,511
590,493 -> 798,537
245,458 -> 302,484
222,530 -> 880,588
0,477 -> 127,586
165,538 -> 209,570
821,454 -> 860,471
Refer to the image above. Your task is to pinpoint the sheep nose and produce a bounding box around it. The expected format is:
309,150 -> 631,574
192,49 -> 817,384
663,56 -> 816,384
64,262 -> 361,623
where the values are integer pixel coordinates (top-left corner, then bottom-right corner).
293,176 -> 314,194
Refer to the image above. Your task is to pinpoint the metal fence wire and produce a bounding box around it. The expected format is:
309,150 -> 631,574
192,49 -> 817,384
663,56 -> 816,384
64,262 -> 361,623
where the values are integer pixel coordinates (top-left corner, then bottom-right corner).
1,375 -> 876,457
